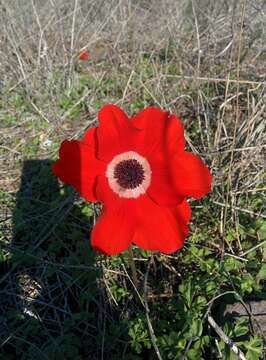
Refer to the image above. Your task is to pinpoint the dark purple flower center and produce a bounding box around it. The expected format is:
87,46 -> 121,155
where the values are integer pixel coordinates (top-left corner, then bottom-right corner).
114,159 -> 145,189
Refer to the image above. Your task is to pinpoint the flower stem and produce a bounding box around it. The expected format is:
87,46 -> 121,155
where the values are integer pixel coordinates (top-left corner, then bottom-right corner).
128,244 -> 138,288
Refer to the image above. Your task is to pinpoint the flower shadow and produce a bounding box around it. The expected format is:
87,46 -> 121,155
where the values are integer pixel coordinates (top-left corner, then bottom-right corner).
0,159 -> 114,359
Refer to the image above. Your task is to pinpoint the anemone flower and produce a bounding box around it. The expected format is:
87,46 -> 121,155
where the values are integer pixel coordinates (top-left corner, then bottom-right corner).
53,105 -> 212,255
79,51 -> 89,61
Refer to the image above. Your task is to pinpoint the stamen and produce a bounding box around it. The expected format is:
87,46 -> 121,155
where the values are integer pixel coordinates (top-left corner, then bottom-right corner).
114,159 -> 145,189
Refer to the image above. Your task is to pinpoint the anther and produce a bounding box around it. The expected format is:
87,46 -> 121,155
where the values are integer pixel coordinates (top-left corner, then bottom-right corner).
114,159 -> 145,189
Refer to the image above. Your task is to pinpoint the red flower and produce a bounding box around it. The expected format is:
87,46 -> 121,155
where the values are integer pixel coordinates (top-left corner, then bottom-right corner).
53,105 -> 212,255
79,51 -> 89,61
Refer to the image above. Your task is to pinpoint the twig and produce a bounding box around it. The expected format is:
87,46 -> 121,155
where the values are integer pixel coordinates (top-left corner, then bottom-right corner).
212,200 -> 266,218
144,257 -> 163,360
240,240 -> 266,257
192,0 -> 201,74
29,100 -> 50,123
68,0 -> 79,80
224,253 -> 248,262
222,0 -> 247,245
128,244 -> 139,289
62,88 -> 92,123
121,263 -> 144,307
122,69 -> 135,101
205,291 -> 239,309
162,74 -> 265,86
7,69 -> 38,93
207,314 -> 247,360
181,337 -> 199,360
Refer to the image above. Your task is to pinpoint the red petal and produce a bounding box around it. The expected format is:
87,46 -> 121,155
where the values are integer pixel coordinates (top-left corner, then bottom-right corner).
95,105 -> 185,165
93,173 -> 191,255
131,107 -> 168,155
131,107 -> 185,156
147,159 -> 184,206
82,127 -> 97,146
91,203 -> 134,255
171,152 -> 212,199
95,174 -> 122,208
79,51 -> 89,60
96,104 -> 139,161
52,140 -> 105,201
131,107 -> 167,129
174,199 -> 191,236
133,196 -> 190,253
166,114 -> 186,154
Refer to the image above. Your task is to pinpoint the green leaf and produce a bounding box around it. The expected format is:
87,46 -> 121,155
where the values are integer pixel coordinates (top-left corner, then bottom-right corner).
188,318 -> 203,338
238,274 -> 255,295
256,264 -> 266,283
224,257 -> 244,272
187,348 -> 204,360
244,336 -> 263,360
179,278 -> 194,308
233,318 -> 249,337
256,219 -> 266,240
128,318 -> 151,354
205,281 -> 217,296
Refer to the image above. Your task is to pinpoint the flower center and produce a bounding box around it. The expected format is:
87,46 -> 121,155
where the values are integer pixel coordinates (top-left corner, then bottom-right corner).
106,151 -> 152,199
114,159 -> 145,189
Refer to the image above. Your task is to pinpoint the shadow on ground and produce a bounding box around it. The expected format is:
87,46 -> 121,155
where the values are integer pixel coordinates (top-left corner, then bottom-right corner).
0,160 -> 131,360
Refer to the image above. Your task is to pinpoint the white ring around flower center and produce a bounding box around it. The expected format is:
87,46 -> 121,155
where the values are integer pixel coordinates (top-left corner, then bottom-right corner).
106,151 -> 152,198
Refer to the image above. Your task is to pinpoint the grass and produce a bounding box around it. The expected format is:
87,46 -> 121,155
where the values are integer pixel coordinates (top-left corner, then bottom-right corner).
0,0 -> 265,359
